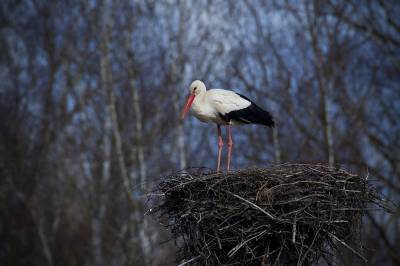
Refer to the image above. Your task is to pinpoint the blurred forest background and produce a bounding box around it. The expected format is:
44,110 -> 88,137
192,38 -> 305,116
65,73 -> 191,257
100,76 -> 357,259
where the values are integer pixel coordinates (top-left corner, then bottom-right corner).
0,0 -> 399,265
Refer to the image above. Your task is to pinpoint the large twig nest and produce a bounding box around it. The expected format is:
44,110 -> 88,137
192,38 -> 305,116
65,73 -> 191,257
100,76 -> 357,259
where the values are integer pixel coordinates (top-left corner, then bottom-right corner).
150,164 -> 388,265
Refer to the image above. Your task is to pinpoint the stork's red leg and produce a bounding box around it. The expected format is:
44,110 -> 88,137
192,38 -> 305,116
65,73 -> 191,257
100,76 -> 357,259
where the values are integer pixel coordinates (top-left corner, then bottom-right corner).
227,125 -> 233,171
217,125 -> 223,172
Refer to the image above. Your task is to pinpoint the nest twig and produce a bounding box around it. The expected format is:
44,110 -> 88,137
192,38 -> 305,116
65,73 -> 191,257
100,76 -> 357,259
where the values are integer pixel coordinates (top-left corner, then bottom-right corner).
150,164 -> 389,265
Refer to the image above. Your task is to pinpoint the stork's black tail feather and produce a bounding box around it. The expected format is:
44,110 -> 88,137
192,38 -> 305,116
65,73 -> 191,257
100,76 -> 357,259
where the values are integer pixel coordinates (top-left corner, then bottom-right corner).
225,93 -> 275,128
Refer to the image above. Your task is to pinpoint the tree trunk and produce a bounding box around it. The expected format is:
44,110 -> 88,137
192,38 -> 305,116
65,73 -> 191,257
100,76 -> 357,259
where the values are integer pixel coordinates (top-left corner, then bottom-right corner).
125,24 -> 152,260
100,1 -> 142,264
308,3 -> 335,166
273,126 -> 281,163
125,36 -> 147,191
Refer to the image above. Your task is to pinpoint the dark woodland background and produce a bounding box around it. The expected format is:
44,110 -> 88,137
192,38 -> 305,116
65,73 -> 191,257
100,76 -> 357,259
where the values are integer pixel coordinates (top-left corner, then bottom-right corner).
0,0 -> 399,265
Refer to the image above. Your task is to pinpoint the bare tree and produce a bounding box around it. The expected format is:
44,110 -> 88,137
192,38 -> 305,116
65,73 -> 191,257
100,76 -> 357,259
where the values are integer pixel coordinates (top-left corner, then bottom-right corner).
1,0 -> 398,265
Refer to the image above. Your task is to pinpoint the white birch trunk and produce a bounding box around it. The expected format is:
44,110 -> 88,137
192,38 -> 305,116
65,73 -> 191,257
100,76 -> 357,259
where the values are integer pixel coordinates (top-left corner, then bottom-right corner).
322,84 -> 335,167
100,1 -> 142,264
91,216 -> 103,266
308,10 -> 335,167
178,116 -> 187,169
125,34 -> 147,191
100,0 -> 133,205
91,105 -> 112,266
11,187 -> 54,266
272,126 -> 281,163
172,77 -> 187,170
132,86 -> 147,190
37,216 -> 53,266
123,17 -> 152,261
172,0 -> 187,170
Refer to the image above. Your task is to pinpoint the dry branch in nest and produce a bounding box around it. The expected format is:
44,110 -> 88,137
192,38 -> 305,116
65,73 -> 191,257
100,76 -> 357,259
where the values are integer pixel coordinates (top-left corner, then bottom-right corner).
149,164 -> 389,265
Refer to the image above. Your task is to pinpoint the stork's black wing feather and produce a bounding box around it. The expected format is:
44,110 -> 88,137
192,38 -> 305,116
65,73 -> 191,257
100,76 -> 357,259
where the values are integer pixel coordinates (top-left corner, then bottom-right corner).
223,93 -> 275,127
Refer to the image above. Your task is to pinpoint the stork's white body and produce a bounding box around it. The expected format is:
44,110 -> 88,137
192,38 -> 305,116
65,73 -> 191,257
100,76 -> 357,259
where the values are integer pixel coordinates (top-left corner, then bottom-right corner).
191,89 -> 251,125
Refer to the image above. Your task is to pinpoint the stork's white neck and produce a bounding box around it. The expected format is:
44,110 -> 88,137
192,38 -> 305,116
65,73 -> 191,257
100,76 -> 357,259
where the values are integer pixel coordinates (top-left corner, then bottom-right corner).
193,89 -> 206,106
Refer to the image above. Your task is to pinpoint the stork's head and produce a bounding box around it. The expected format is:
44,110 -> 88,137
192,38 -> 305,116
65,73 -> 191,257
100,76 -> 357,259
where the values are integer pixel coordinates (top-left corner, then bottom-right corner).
189,80 -> 206,95
181,80 -> 206,119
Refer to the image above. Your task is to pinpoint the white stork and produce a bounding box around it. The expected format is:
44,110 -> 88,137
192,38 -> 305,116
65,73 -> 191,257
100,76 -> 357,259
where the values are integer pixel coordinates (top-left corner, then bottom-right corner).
181,80 -> 275,172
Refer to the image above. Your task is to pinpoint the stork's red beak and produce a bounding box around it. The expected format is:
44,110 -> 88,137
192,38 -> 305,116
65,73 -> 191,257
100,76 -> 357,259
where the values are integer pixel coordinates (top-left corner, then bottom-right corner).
181,94 -> 195,119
